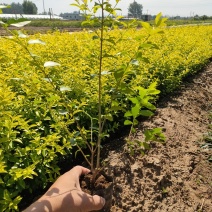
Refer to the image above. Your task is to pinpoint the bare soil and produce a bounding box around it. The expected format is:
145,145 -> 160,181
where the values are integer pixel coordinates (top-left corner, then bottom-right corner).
103,62 -> 212,211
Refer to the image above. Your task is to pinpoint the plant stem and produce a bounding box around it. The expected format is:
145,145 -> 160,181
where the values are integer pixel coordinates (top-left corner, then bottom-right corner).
96,0 -> 104,170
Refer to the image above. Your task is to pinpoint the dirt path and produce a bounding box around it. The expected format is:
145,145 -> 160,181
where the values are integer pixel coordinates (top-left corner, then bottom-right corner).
105,62 -> 212,211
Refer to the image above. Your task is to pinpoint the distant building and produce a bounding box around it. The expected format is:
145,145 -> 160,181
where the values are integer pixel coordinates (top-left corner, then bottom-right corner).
60,11 -> 85,20
0,14 -> 62,20
142,15 -> 152,21
127,13 -> 142,19
173,16 -> 181,20
125,14 -> 152,21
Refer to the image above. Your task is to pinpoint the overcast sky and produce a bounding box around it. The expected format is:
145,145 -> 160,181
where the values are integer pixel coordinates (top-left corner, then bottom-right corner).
1,0 -> 212,17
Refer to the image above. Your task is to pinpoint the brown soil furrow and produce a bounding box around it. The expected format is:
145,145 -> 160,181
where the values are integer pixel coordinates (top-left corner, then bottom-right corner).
106,63 -> 212,212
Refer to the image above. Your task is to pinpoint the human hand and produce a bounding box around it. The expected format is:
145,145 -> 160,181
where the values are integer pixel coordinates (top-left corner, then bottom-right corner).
24,166 -> 105,212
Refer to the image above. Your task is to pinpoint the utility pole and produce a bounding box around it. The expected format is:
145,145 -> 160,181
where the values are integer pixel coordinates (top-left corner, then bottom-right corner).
43,0 -> 46,14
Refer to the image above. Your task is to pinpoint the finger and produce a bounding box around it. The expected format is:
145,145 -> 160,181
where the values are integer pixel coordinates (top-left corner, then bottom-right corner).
83,194 -> 106,211
69,166 -> 91,190
70,166 -> 90,178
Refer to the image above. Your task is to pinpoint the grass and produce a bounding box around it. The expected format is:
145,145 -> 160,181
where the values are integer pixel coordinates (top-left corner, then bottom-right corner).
201,112 -> 212,162
148,19 -> 212,26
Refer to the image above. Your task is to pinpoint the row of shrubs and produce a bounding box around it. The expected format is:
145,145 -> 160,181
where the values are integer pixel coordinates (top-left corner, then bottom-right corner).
0,24 -> 211,210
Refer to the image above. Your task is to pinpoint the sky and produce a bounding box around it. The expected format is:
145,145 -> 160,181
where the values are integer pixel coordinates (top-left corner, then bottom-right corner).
1,0 -> 212,17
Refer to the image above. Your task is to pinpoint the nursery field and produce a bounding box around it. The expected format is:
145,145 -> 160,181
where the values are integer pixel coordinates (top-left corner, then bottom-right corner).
0,24 -> 212,211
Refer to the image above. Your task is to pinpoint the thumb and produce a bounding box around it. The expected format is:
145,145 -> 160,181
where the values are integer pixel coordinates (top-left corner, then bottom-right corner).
86,195 -> 105,211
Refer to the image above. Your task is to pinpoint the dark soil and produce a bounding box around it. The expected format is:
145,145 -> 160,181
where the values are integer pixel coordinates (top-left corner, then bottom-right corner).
81,172 -> 113,212
102,62 -> 212,211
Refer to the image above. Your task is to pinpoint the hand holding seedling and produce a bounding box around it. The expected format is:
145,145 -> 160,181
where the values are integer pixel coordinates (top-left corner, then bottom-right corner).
23,166 -> 105,212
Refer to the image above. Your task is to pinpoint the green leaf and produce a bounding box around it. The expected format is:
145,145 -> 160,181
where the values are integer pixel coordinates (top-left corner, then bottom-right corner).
135,35 -> 146,41
144,128 -> 165,142
18,179 -> 25,189
141,142 -> 151,150
124,111 -> 132,117
129,97 -> 139,105
141,22 -> 151,30
92,35 -> 99,40
103,53 -> 116,58
131,105 -> 140,117
131,127 -> 136,133
137,87 -> 147,99
0,162 -> 7,173
154,13 -> 167,27
93,5 -> 101,13
139,43 -> 159,50
148,89 -> 160,95
138,43 -> 154,50
13,195 -> 22,208
147,82 -> 160,95
70,4 -> 81,9
14,139 -> 23,143
133,119 -> 138,126
10,78 -> 22,81
114,69 -> 124,82
148,81 -> 157,89
141,99 -> 156,110
155,12 -> 162,26
140,110 -> 154,117
69,138 -> 77,145
4,190 -> 11,201
142,57 -> 150,63
120,83 -> 132,94
105,38 -> 116,45
104,114 -> 113,121
124,120 -> 132,125
136,52 -> 143,59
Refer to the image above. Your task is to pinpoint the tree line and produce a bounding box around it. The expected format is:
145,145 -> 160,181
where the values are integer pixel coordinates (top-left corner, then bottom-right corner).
2,1 -> 143,17
2,1 -> 38,15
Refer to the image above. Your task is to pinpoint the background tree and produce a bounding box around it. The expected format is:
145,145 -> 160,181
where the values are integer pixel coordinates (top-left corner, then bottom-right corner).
22,0 -> 38,14
128,0 -> 143,19
201,15 -> 208,21
2,2 -> 23,14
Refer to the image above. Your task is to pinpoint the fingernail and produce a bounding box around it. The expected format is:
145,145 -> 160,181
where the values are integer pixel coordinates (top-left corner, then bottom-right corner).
101,197 -> 106,207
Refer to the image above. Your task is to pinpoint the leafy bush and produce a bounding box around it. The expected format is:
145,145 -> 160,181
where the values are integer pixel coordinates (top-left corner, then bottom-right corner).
0,72 -> 73,211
